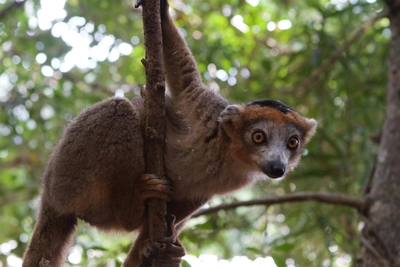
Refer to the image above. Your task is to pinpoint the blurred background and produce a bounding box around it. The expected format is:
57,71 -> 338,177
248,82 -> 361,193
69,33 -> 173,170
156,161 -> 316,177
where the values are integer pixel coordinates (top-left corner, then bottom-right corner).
0,0 -> 388,266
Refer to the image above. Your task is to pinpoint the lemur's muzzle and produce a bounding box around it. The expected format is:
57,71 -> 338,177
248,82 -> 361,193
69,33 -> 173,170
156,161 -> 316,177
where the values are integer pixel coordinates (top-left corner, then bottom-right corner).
261,160 -> 286,179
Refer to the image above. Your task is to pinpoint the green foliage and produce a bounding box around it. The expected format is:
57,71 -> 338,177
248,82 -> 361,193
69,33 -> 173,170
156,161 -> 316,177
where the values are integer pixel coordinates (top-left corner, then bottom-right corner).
0,0 -> 387,266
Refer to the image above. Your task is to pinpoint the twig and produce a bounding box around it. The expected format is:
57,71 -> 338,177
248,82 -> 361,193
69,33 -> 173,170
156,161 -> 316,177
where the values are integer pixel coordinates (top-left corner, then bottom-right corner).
293,11 -> 387,92
0,0 -> 25,21
193,192 -> 364,217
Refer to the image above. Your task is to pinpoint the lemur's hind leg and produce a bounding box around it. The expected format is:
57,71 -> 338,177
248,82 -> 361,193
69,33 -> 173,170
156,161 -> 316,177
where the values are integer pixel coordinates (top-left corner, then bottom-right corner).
22,198 -> 77,267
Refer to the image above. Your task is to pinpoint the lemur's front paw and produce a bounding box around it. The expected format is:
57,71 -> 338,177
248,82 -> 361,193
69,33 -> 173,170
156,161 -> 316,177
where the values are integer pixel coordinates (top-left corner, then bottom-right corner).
139,174 -> 173,201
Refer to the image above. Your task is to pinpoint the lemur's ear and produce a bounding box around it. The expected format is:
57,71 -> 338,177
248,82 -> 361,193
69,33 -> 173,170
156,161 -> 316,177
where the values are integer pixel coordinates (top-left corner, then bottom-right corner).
303,118 -> 317,144
220,105 -> 243,134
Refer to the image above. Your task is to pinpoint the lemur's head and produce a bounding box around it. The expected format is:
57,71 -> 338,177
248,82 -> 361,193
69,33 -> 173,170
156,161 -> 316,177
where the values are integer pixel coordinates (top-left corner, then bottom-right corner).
220,100 -> 317,179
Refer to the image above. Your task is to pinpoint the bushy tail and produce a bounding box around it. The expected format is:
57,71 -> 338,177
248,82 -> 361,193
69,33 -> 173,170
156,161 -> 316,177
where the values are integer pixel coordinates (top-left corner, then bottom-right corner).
22,198 -> 77,267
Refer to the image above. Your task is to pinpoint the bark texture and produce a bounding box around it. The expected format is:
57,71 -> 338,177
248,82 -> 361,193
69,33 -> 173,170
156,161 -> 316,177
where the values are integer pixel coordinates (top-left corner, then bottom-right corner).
140,0 -> 168,266
362,2 -> 400,266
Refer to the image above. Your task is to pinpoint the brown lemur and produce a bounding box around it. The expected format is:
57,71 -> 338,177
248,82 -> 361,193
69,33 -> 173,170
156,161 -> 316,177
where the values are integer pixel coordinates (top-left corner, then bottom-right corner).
22,0 -> 317,266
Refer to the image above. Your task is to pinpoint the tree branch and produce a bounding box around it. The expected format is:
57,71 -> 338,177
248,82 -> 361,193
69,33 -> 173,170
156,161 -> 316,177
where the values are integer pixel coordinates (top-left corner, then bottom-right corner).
0,0 -> 25,21
140,0 -> 168,267
193,192 -> 364,217
293,11 -> 387,92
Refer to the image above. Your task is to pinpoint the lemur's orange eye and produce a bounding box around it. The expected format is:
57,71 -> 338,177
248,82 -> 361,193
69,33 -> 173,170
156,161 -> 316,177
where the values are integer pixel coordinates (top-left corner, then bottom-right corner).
252,131 -> 265,144
287,137 -> 299,149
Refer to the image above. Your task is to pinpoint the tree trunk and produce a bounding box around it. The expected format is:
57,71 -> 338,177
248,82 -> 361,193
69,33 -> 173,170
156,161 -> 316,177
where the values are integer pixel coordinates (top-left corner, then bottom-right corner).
362,1 -> 400,266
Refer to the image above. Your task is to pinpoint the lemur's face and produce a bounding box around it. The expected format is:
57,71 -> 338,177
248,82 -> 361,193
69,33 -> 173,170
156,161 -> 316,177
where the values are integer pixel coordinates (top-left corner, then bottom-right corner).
241,120 -> 305,179
220,100 -> 317,179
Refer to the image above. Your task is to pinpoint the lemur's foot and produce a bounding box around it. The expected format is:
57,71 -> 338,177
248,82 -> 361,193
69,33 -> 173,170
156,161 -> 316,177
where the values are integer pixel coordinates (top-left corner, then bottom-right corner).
141,214 -> 185,267
141,239 -> 185,267
139,174 -> 173,201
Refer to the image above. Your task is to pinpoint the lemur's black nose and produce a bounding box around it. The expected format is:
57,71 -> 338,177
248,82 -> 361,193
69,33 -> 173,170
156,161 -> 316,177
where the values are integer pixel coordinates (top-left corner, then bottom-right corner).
263,161 -> 286,179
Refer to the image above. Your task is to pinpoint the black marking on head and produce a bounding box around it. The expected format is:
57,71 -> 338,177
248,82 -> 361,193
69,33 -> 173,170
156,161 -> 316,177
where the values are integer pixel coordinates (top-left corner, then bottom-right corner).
247,100 -> 292,114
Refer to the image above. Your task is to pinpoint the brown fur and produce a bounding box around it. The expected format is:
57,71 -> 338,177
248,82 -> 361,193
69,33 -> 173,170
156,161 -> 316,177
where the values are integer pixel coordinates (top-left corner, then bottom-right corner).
23,1 -> 317,266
